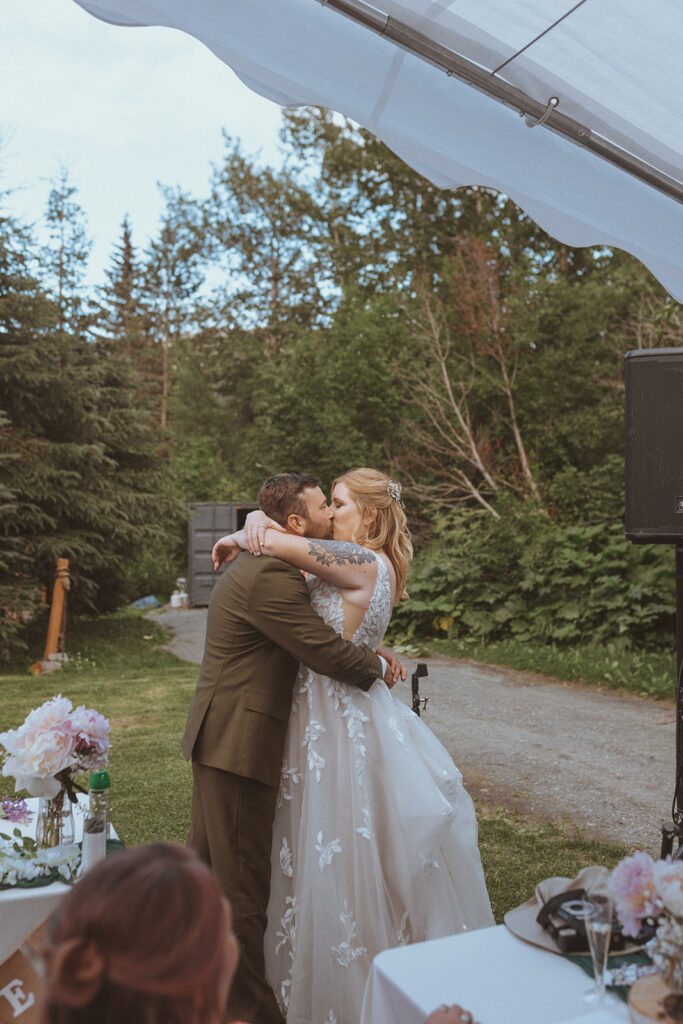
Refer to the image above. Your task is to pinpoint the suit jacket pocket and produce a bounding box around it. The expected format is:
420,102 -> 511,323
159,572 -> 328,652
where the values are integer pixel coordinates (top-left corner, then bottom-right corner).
244,693 -> 291,721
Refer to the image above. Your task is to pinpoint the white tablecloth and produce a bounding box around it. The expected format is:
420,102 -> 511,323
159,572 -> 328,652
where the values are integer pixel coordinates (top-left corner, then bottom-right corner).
360,925 -> 629,1024
0,795 -> 115,964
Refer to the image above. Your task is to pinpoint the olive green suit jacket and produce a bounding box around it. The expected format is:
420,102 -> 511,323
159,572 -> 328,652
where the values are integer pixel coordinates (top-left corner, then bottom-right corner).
181,552 -> 382,788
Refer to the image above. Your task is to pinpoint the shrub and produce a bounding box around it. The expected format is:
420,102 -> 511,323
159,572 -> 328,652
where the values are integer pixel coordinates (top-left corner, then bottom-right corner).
390,506 -> 676,649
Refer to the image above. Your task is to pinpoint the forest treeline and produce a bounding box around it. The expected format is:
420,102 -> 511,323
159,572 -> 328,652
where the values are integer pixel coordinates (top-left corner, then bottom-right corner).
1,108 -> 681,660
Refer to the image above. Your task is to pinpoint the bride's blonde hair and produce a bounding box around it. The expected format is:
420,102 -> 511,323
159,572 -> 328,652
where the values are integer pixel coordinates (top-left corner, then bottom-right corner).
332,467 -> 413,600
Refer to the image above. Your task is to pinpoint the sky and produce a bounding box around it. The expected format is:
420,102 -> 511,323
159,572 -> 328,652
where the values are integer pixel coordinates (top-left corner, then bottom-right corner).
1,0 -> 285,285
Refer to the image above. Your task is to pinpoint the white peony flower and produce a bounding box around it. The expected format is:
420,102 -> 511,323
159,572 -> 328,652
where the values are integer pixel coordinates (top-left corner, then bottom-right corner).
1,765 -> 63,798
654,860 -> 683,918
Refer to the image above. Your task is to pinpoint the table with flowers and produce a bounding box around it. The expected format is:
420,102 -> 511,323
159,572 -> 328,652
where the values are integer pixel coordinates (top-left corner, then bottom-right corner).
360,925 -> 629,1024
0,695 -> 112,964
0,795 -> 94,963
361,849 -> 683,1024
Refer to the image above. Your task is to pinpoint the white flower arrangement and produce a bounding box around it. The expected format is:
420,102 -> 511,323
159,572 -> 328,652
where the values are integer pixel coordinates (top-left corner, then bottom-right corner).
0,694 -> 110,798
611,851 -> 683,990
0,827 -> 80,889
0,694 -> 111,861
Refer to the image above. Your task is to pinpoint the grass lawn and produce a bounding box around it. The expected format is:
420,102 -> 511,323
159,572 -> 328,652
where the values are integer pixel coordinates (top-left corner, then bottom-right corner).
1,611 -> 196,847
1,611 -> 628,922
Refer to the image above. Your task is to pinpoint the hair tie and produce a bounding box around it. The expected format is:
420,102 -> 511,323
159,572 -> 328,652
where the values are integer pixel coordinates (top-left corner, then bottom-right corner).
386,479 -> 404,507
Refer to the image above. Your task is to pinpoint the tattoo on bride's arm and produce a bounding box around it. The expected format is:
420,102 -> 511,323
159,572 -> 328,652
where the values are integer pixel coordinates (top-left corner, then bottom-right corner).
306,540 -> 375,567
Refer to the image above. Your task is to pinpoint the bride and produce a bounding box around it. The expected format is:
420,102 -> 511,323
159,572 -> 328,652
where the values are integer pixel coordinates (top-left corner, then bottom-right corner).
214,468 -> 493,1024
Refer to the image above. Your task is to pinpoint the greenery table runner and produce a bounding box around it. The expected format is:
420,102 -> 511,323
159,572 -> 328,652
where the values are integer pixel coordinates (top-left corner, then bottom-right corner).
567,951 -> 654,1003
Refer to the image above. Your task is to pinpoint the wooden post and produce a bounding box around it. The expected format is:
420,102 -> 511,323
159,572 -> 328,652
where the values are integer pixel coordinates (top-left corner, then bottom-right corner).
44,559 -> 69,659
31,559 -> 69,675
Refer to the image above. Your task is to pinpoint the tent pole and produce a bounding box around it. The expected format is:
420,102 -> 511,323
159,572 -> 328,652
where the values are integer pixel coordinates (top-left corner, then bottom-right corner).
319,0 -> 683,205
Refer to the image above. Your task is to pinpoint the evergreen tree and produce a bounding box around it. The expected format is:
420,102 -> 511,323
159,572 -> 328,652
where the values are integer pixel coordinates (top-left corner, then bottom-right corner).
100,215 -> 147,348
0,200 -> 170,659
43,166 -> 92,334
144,190 -> 204,428
98,216 -> 162,414
0,409 -> 37,660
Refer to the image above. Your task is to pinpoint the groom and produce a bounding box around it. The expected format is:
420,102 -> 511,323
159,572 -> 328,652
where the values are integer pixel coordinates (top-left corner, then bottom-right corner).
182,473 -> 397,1024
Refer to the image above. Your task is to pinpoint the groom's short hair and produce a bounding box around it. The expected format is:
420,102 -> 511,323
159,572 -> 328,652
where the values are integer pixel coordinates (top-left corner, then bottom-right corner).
260,473 -> 321,527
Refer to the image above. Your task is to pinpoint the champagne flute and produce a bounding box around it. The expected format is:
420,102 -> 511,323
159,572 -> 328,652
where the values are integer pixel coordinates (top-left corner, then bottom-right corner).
582,893 -> 614,1005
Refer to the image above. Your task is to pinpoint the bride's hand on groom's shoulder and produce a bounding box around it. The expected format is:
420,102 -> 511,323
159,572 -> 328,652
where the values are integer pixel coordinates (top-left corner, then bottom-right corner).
379,649 -> 407,689
212,535 -> 241,571
243,509 -> 285,555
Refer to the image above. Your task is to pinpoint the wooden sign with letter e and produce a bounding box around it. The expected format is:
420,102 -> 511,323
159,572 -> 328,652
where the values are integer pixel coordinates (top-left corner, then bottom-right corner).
0,950 -> 41,1023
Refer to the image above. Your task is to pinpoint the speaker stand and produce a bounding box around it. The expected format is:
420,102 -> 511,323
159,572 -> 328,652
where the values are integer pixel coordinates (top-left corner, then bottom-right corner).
660,544 -> 683,858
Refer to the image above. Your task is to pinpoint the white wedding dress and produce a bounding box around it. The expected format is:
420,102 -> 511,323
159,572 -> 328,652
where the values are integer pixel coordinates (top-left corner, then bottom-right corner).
264,553 -> 494,1024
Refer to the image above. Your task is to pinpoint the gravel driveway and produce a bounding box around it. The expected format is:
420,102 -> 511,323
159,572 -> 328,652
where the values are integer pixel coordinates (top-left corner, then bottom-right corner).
149,606 -> 676,854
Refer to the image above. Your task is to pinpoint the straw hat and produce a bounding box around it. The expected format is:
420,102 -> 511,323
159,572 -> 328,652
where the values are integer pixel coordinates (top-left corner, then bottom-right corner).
503,865 -> 640,955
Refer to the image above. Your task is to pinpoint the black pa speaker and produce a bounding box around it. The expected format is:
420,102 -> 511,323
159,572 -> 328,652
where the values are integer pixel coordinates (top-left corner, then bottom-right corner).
625,348 -> 683,543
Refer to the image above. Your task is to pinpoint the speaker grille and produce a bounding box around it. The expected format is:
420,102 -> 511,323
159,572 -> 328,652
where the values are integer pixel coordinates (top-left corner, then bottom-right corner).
625,349 -> 683,542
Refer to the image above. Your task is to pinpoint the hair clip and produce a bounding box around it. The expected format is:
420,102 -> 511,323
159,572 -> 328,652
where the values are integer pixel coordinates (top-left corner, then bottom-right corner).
387,479 -> 404,506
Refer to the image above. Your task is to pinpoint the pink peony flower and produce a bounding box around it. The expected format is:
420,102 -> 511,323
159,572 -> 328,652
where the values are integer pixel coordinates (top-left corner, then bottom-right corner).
0,695 -> 73,760
0,695 -> 77,797
609,851 -> 661,937
653,860 -> 683,918
2,728 -> 76,796
70,705 -> 110,768
0,695 -> 110,797
21,694 -> 74,737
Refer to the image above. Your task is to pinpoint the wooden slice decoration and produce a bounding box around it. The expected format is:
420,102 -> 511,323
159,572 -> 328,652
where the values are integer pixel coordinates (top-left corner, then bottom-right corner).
629,975 -> 683,1023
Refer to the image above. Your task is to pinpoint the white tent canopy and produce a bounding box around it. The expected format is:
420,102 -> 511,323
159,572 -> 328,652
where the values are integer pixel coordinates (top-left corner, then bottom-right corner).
76,0 -> 683,299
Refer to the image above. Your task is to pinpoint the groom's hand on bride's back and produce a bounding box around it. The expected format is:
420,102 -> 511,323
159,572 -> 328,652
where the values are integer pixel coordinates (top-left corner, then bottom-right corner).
379,650 -> 407,689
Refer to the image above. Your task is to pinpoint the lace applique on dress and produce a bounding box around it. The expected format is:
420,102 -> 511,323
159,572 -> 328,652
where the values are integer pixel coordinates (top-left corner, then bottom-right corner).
419,853 -> 440,877
396,911 -> 411,945
331,899 -> 368,967
315,831 -> 342,870
280,837 -> 294,877
355,807 -> 375,840
277,763 -> 301,808
303,719 -> 326,782
388,716 -> 407,748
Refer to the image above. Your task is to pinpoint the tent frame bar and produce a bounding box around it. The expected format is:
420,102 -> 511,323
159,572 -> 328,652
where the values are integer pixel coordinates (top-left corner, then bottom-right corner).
320,0 -> 683,205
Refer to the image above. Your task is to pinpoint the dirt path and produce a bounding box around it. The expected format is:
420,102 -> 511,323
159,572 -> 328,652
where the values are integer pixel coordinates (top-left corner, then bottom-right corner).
149,605 -> 676,854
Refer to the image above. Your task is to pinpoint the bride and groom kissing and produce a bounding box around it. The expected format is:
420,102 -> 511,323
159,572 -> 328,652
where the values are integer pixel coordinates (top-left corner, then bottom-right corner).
182,469 -> 493,1024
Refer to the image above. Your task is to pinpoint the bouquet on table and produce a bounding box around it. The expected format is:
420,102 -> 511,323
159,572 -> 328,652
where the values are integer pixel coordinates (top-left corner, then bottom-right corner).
0,694 -> 110,848
611,851 -> 683,992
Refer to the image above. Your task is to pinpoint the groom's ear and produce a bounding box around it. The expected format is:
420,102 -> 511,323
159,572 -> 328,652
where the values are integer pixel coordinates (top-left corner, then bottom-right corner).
286,513 -> 307,535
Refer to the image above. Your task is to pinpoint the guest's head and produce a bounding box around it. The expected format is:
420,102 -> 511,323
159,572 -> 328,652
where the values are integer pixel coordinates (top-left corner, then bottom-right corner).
40,842 -> 238,1024
259,472 -> 333,538
331,467 -> 413,598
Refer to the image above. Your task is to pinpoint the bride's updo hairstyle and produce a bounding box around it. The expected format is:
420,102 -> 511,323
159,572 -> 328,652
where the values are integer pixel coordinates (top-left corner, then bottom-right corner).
333,467 -> 413,600
40,843 -> 236,1024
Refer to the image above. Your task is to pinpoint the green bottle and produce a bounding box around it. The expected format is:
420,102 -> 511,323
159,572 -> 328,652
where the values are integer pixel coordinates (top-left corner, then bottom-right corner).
88,770 -> 110,840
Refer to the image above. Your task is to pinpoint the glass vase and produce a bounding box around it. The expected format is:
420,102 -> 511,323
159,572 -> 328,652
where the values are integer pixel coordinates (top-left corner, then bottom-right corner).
36,789 -> 75,848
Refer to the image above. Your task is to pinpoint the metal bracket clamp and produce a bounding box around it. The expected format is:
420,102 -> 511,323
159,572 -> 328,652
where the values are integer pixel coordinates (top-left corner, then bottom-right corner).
524,96 -> 559,128
411,662 -> 429,716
